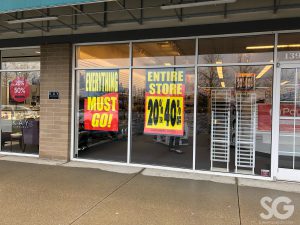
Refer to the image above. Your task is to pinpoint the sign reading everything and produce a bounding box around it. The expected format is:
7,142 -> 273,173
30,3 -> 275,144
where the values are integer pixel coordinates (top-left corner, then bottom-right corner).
144,69 -> 185,136
83,70 -> 119,132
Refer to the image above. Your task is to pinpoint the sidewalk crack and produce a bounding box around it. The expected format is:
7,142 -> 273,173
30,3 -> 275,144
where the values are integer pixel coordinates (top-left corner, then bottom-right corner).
235,178 -> 242,225
68,168 -> 145,225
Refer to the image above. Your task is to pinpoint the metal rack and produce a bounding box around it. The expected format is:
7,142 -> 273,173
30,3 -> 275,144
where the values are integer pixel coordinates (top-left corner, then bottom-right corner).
210,89 -> 231,172
235,92 -> 256,174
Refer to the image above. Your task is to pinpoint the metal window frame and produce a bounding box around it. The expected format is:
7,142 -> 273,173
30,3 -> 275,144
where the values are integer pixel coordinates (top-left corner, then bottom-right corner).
275,63 -> 300,182
70,29 -> 300,181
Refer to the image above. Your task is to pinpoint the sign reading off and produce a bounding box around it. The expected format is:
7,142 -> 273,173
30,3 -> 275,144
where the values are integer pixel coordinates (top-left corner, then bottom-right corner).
0,0 -> 107,13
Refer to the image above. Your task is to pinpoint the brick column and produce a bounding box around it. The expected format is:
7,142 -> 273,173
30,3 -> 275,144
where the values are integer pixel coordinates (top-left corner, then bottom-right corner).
39,44 -> 72,161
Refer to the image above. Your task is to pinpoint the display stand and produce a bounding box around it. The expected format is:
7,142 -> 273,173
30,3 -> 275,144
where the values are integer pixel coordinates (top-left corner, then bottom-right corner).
235,92 -> 256,174
210,89 -> 231,172
154,122 -> 189,146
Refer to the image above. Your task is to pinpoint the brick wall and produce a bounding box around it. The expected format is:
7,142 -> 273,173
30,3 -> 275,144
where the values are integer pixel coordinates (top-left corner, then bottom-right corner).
39,44 -> 72,161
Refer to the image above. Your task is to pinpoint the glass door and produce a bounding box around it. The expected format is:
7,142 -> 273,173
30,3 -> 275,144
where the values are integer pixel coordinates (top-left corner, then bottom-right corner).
0,47 -> 41,155
0,71 -> 40,154
277,65 -> 300,181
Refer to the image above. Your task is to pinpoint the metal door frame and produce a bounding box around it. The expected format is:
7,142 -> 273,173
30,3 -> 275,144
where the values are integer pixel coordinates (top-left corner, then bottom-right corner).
275,62 -> 300,182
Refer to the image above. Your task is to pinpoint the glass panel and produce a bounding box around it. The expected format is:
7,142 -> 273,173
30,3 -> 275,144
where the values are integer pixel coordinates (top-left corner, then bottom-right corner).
76,69 -> 129,162
198,35 -> 274,64
0,71 -> 40,154
278,134 -> 294,169
278,33 -> 300,61
196,65 -> 273,176
133,39 -> 195,66
1,48 -> 40,70
131,68 -> 194,168
76,44 -> 130,68
278,67 -> 300,171
295,136 -> 300,169
279,155 -> 294,169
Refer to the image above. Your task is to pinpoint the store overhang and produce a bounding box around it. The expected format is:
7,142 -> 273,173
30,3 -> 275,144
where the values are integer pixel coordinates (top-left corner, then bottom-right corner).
0,0 -> 113,13
1,0 -> 300,43
1,17 -> 300,48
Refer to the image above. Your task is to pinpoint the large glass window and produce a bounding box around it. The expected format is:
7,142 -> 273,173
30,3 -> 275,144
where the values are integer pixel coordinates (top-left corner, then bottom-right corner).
74,34 -> 277,177
133,39 -> 195,66
75,43 -> 129,162
278,33 -> 300,61
0,48 -> 40,155
196,65 -> 273,175
131,68 -> 195,168
198,35 -> 274,64
75,69 -> 129,162
76,44 -> 130,68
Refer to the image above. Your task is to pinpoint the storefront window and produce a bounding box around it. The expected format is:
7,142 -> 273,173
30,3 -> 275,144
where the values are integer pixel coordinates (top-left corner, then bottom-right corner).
131,68 -> 194,168
1,48 -> 40,70
133,39 -> 195,66
74,35 -> 277,176
196,65 -> 273,175
0,48 -> 40,155
76,44 -> 130,68
278,68 -> 300,170
198,35 -> 274,64
75,69 -> 129,162
278,33 -> 300,61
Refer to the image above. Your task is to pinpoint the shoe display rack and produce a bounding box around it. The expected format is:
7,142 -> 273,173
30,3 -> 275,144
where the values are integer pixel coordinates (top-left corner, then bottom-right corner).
235,92 -> 256,174
210,89 -> 231,172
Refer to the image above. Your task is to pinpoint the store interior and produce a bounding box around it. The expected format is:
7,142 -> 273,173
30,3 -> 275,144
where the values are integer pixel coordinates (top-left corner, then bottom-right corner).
75,36 -> 279,176
0,48 -> 40,154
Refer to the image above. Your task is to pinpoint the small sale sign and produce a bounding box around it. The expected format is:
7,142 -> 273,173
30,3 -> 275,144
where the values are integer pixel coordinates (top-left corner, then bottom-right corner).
10,77 -> 30,102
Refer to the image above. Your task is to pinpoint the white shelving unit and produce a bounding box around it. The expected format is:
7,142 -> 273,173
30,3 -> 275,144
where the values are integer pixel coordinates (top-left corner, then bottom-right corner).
235,92 -> 256,174
210,89 -> 231,172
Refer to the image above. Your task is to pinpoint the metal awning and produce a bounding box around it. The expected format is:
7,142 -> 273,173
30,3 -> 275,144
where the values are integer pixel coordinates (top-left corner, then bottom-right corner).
0,0 -> 300,39
0,0 -> 111,14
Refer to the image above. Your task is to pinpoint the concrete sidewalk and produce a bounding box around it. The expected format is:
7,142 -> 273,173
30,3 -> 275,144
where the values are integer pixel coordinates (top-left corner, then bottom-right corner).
0,158 -> 299,225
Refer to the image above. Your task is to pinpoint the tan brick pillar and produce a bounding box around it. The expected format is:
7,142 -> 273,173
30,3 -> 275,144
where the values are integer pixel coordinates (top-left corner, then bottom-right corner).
39,44 -> 72,161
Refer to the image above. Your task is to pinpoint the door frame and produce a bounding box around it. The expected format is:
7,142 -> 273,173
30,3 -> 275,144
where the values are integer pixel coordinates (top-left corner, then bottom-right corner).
274,62 -> 300,182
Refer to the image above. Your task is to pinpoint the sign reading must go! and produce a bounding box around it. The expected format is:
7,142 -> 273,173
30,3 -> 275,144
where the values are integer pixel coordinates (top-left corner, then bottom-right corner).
83,70 -> 119,131
144,69 -> 185,136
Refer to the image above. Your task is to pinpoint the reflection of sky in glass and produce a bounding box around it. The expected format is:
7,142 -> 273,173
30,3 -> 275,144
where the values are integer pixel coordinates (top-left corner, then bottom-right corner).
199,53 -> 272,64
2,61 -> 40,70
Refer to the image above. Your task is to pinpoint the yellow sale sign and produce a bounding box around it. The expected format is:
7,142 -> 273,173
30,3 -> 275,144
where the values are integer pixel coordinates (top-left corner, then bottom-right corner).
144,69 -> 186,136
144,94 -> 184,135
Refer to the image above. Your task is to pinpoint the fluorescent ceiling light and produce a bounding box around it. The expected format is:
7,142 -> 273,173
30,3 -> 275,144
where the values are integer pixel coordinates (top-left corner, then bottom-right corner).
164,63 -> 172,66
256,64 -> 272,79
216,61 -> 224,79
281,81 -> 290,85
7,17 -> 58,24
161,0 -> 237,10
246,44 -> 300,50
221,82 -> 225,88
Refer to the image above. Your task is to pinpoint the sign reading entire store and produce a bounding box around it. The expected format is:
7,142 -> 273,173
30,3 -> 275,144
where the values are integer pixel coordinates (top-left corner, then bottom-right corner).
84,69 -> 119,132
144,69 -> 185,136
0,0 -> 108,13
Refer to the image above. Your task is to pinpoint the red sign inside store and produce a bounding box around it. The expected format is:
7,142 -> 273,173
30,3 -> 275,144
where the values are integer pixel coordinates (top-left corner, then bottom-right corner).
10,77 -> 30,103
258,103 -> 300,132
